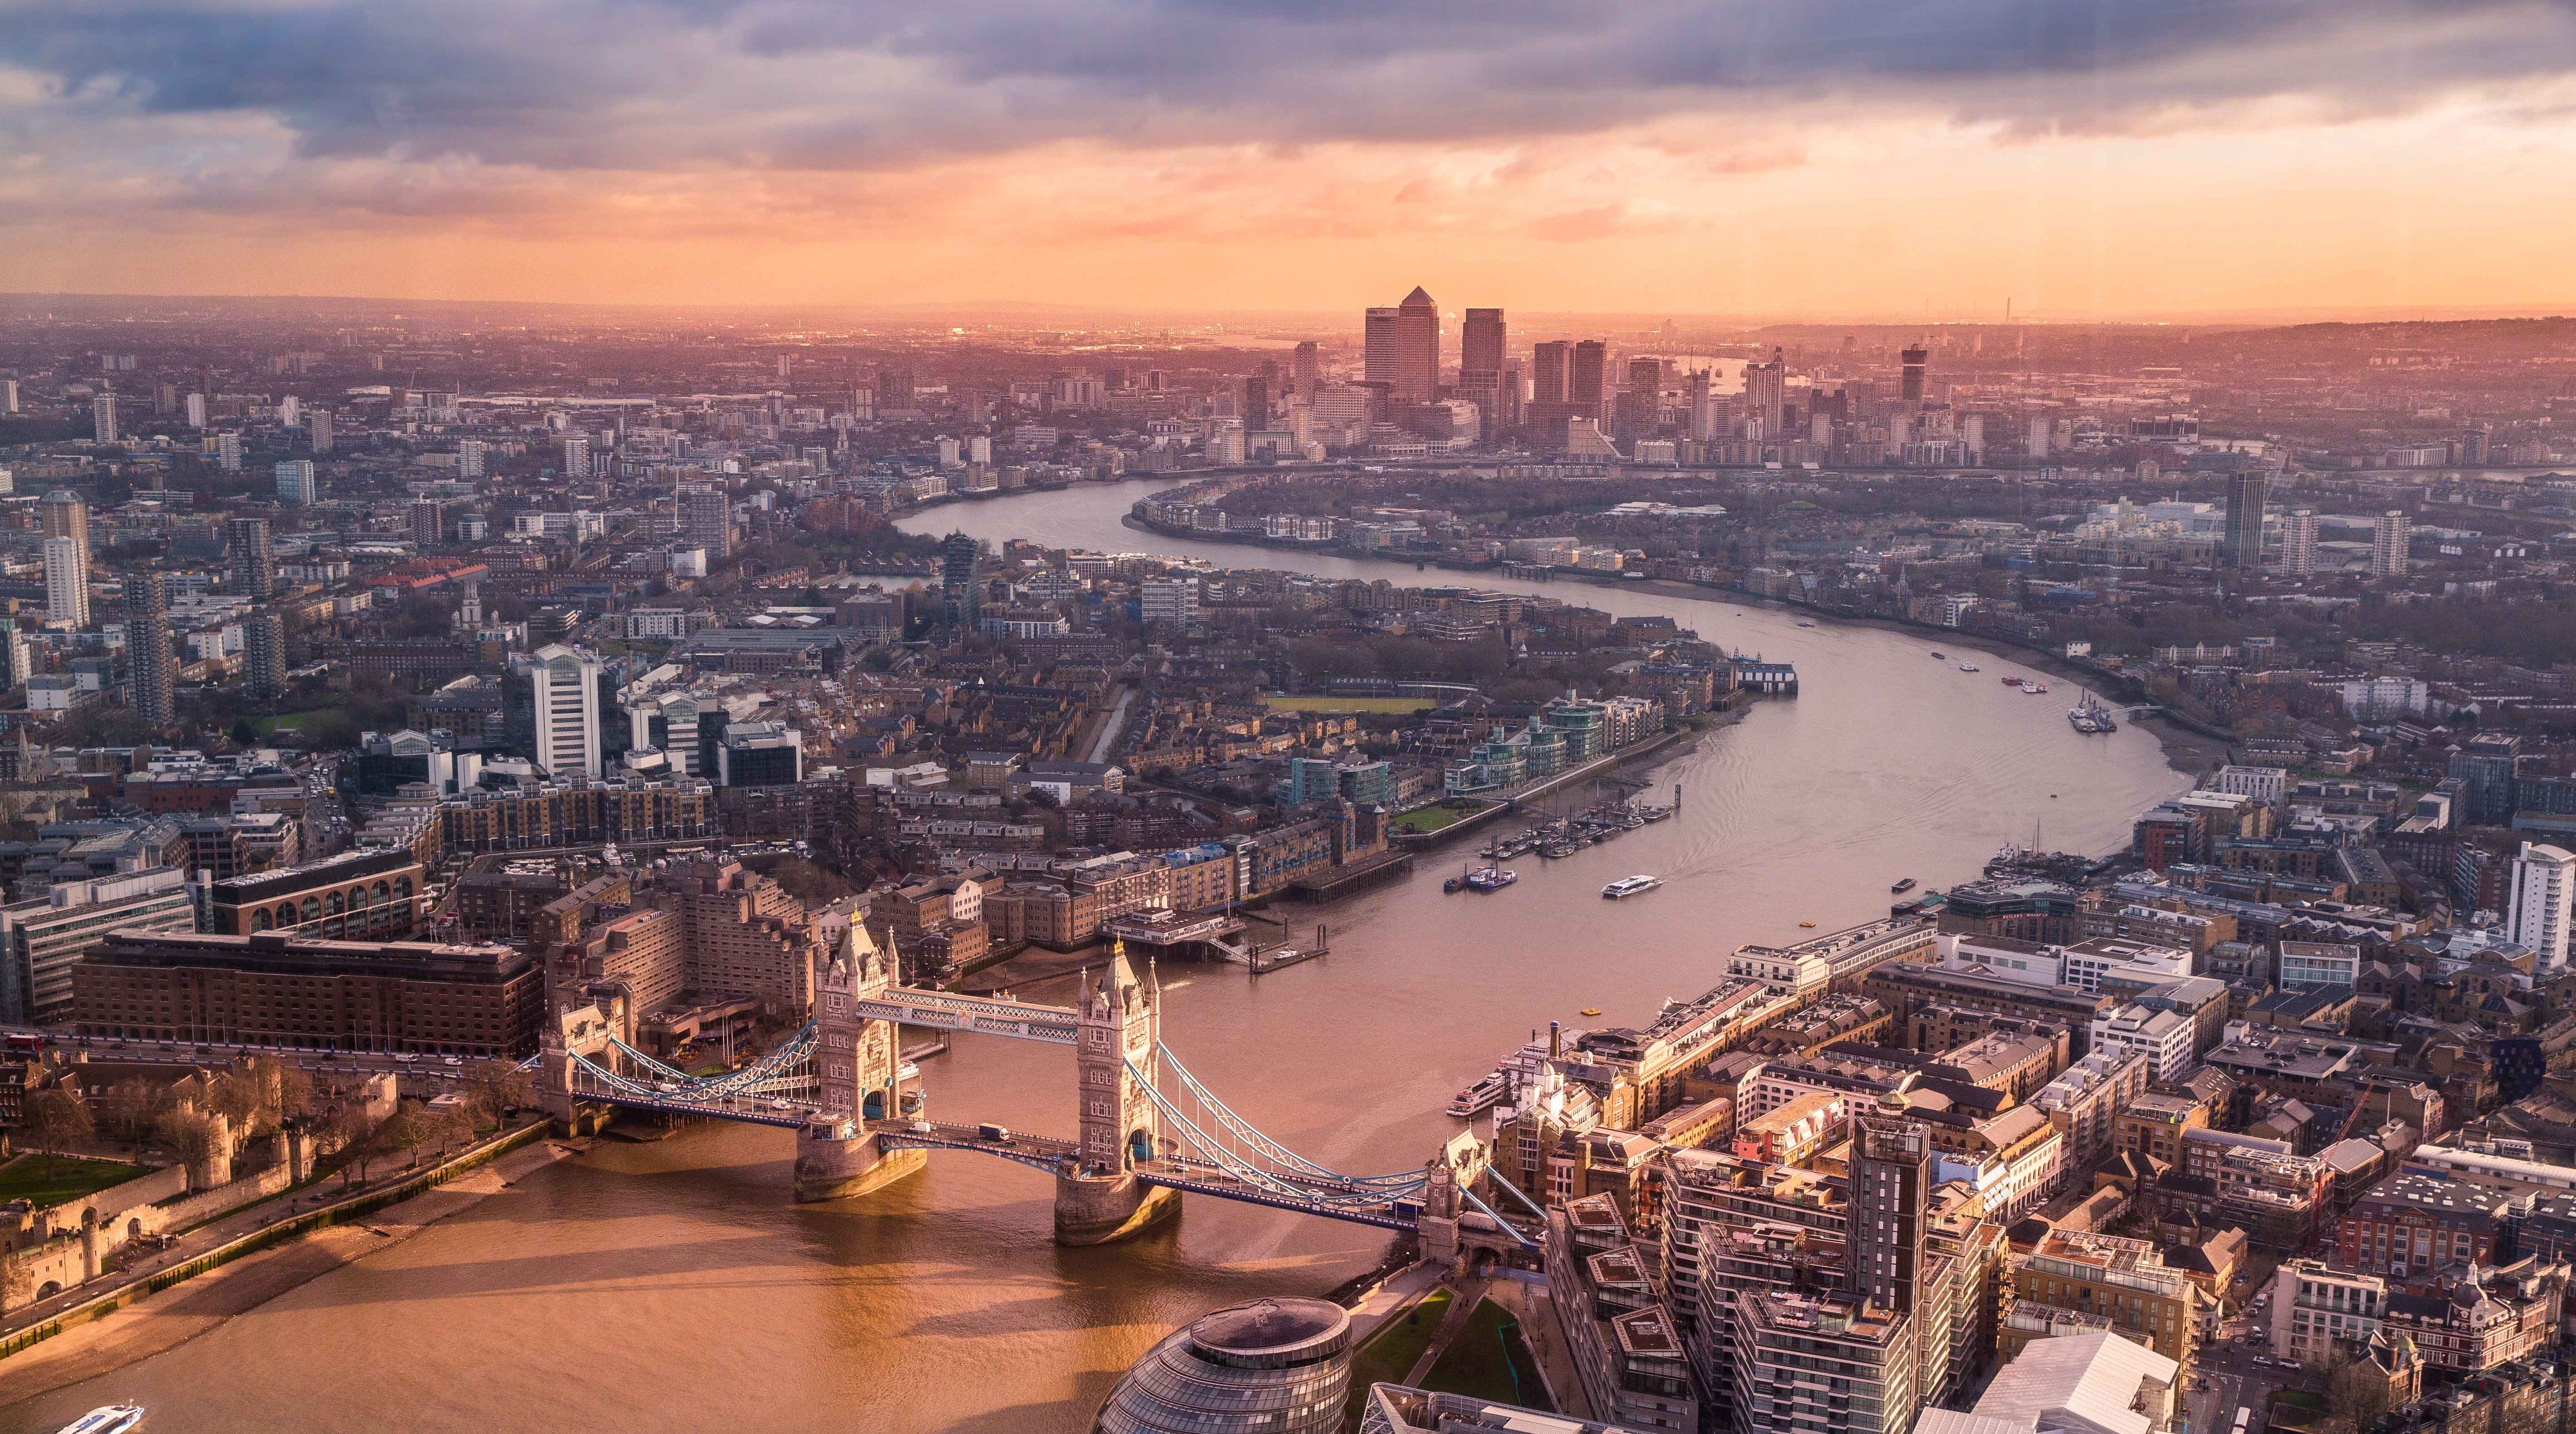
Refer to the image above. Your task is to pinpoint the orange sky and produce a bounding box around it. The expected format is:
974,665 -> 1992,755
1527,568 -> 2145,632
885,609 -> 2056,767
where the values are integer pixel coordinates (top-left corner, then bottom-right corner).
9,4 -> 2576,318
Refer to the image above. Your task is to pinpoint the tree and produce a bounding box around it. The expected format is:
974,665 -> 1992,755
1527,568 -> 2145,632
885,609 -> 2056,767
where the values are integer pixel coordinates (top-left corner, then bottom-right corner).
423,1104 -> 473,1159
209,1072 -> 264,1135
23,1090 -> 92,1175
328,1103 -> 382,1187
376,1101 -> 428,1170
98,1077 -> 166,1149
272,1063 -> 314,1123
2325,1351 -> 2394,1434
464,1061 -> 536,1129
153,1106 -> 226,1173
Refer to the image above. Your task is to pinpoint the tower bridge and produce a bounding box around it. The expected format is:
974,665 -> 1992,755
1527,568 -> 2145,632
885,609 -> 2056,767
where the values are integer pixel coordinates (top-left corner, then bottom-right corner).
543,930 -> 1520,1252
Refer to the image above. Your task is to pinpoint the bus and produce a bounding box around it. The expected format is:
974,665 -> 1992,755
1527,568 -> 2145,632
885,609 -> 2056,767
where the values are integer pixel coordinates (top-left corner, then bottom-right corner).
2234,1407 -> 2254,1434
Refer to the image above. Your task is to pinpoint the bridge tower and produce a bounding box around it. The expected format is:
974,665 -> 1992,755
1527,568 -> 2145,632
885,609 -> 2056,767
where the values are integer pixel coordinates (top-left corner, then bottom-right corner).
1055,942 -> 1180,1244
794,924 -> 927,1202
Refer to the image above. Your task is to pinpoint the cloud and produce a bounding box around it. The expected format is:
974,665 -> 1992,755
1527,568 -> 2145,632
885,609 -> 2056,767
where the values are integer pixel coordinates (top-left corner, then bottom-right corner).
6,0 -> 2576,247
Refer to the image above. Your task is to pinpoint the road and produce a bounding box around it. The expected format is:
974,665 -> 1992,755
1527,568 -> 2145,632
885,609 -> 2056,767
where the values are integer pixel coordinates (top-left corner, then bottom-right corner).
1086,683 -> 1135,764
2184,1304 -> 2311,1434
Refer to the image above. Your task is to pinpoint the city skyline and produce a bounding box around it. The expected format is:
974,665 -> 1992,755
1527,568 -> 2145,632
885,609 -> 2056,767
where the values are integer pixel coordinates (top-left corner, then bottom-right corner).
9,3 -> 2576,314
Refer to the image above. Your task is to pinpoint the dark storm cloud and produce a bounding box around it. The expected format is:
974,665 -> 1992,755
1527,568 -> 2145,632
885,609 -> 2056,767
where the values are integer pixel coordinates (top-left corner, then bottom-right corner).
11,0 -> 2576,175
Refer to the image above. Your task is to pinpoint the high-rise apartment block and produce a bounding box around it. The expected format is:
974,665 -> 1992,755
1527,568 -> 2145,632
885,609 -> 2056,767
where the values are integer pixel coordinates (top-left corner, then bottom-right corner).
229,517 -> 275,600
2282,508 -> 2318,576
940,532 -> 981,632
2510,842 -> 2576,975
562,436 -> 590,478
92,393 -> 118,444
2224,471 -> 2268,569
457,438 -> 485,478
1290,340 -> 1320,400
42,489 -> 90,574
308,407 -> 332,453
274,459 -> 316,506
1745,348 -> 1787,441
2373,510 -> 2410,576
243,608 -> 286,699
410,499 -> 444,549
1900,344 -> 1929,402
124,570 -> 173,726
679,485 -> 731,557
43,537 -> 88,627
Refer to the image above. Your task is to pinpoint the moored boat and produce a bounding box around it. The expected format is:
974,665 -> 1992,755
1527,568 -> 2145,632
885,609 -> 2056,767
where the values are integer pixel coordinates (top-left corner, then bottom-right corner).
55,1410 -> 146,1434
1465,867 -> 1518,891
1445,1073 -> 1507,1118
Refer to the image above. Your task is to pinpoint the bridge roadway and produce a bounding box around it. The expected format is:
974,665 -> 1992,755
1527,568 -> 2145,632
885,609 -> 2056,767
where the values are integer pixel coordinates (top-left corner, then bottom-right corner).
563,1068 -> 1430,1228
853,989 -> 1078,1044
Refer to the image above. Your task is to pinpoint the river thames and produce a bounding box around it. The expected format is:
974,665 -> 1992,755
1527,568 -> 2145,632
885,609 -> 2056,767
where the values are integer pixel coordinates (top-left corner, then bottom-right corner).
4,479 -> 2195,1434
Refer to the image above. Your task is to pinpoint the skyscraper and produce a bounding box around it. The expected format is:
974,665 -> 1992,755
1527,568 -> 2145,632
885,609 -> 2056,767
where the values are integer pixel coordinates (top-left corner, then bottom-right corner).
242,608 -> 285,699
0,378 -> 18,416
1530,342 -> 1571,404
92,392 -> 118,444
1242,375 -> 1271,430
1291,341 -> 1320,401
530,644 -> 605,778
941,531 -> 981,633
1900,343 -> 1929,402
43,538 -> 88,627
274,459 -> 316,506
183,392 -> 204,428
124,571 -> 173,726
42,490 -> 90,574
1850,1105 -> 1931,1315
1460,309 -> 1505,384
1745,348 -> 1787,441
1363,288 -> 1440,404
228,517 -> 275,600
2372,510 -> 2410,577
308,408 -> 333,454
2510,842 -> 2576,974
2223,471 -> 2268,569
2283,508 -> 2319,577
1569,340 -> 1608,417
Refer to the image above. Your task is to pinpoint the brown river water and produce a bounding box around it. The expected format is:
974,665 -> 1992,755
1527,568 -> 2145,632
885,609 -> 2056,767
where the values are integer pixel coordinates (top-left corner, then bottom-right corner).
1,479 -> 2192,1434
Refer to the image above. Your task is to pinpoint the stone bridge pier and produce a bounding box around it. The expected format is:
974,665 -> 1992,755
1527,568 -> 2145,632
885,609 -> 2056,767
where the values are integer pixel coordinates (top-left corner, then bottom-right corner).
795,926 -> 925,1202
1054,945 -> 1179,1244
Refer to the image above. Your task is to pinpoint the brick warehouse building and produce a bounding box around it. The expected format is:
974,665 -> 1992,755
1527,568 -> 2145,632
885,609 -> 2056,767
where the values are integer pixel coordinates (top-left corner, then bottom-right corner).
74,930 -> 544,1056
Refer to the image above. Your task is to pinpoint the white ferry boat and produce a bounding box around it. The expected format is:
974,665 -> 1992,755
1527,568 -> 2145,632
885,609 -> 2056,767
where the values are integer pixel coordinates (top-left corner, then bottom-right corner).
1958,662 -> 1979,672
56,1409 -> 146,1434
1601,875 -> 1663,900
1444,1073 -> 1508,1118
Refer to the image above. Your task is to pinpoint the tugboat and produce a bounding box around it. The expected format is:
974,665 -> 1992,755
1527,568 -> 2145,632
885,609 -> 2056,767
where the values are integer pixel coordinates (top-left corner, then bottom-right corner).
1465,867 -> 1518,892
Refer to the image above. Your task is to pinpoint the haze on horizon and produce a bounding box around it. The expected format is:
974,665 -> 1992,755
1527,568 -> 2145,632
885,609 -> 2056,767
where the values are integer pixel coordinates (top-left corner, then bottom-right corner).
9,0 -> 2576,319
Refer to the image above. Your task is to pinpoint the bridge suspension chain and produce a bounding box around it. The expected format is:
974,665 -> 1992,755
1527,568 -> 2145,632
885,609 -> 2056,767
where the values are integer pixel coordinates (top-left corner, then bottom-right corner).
1126,1058 -> 1424,1211
1152,1042 -> 1420,1188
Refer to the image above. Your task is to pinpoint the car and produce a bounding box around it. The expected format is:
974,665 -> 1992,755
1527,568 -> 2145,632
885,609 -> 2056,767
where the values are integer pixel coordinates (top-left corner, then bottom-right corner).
441,1056 -> 463,1066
